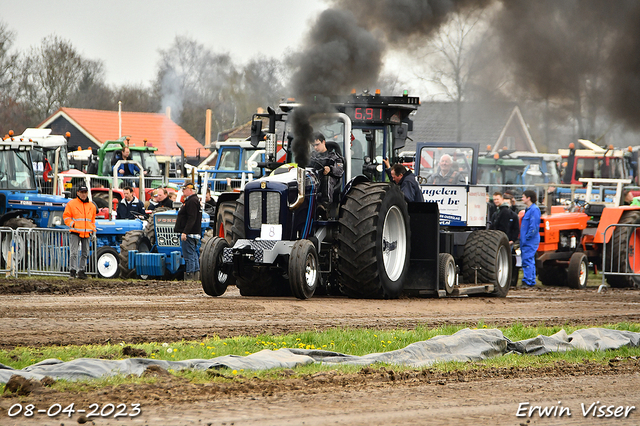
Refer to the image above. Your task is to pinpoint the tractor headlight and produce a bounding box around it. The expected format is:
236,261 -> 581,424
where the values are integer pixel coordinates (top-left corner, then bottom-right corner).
158,236 -> 166,245
172,236 -> 179,245
50,213 -> 63,227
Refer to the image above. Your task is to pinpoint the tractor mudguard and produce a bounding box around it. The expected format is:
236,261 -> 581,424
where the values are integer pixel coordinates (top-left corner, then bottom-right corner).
594,206 -> 640,244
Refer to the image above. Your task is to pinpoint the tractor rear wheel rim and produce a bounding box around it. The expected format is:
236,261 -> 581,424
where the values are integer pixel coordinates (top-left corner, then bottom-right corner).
382,205 -> 406,282
496,246 -> 510,288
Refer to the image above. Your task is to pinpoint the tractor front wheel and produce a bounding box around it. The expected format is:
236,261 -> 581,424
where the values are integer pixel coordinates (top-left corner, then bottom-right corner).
96,246 -> 120,279
567,252 -> 588,290
288,240 -> 319,300
200,237 -> 233,296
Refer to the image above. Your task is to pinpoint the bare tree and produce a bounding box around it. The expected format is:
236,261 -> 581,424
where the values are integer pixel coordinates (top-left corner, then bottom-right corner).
155,36 -> 286,143
0,21 -> 19,96
68,60 -> 114,110
413,6 -> 492,141
20,36 -> 102,120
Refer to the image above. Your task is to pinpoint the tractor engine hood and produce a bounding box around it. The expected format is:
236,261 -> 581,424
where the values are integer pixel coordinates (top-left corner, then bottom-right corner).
7,193 -> 68,210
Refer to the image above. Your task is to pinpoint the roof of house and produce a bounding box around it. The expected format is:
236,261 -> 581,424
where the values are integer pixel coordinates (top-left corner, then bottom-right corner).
39,107 -> 209,157
407,102 -> 537,152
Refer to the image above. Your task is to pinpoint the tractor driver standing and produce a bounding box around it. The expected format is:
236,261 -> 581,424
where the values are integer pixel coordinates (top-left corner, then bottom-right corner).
520,189 -> 541,288
311,132 -> 344,217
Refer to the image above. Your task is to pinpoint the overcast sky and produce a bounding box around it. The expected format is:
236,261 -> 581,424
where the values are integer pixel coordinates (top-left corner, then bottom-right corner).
0,0 -> 327,87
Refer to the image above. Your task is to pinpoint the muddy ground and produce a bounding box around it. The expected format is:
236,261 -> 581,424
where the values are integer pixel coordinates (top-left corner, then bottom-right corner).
1,278 -> 640,425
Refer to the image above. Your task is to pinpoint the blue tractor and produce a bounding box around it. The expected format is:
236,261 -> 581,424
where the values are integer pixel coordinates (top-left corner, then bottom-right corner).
118,208 -> 212,280
0,136 -> 71,261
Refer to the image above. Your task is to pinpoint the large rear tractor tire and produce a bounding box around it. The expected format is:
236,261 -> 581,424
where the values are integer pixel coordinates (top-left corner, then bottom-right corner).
567,252 -> 588,290
216,201 -> 237,244
200,237 -> 234,296
337,183 -> 410,299
462,230 -> 511,297
289,240 -> 319,300
96,246 -> 120,279
607,210 -> 640,288
119,230 -> 152,278
229,194 -> 245,246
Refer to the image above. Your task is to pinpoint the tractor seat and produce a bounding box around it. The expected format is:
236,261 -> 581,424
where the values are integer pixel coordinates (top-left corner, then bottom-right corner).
325,141 -> 342,156
584,204 -> 605,226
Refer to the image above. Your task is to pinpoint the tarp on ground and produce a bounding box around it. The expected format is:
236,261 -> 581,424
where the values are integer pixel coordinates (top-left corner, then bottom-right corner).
2,327 -> 639,384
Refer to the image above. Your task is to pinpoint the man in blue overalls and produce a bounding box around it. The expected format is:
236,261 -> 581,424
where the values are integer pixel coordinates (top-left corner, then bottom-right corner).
520,189 -> 541,287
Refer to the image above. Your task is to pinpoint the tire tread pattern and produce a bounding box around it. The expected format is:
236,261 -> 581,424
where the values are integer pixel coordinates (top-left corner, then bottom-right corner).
462,230 -> 510,297
607,210 -> 640,288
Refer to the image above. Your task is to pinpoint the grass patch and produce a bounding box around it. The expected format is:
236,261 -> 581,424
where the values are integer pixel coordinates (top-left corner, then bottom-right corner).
2,322 -> 639,392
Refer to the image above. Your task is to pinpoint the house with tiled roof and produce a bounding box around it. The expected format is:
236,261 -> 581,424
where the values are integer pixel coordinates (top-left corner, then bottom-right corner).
38,108 -> 209,159
407,102 -> 537,154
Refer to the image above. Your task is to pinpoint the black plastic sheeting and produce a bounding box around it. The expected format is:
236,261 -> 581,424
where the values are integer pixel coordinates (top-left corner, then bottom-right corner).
2,328 -> 639,383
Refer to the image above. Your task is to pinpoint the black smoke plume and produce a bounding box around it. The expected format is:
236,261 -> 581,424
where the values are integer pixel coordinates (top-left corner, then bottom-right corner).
289,1 -> 485,165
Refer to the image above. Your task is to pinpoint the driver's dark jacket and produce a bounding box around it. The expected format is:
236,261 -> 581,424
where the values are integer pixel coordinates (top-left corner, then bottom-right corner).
116,196 -> 145,219
310,150 -> 344,204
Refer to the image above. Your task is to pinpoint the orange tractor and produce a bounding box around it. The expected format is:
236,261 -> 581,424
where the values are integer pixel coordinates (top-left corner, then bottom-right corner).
536,178 -> 640,289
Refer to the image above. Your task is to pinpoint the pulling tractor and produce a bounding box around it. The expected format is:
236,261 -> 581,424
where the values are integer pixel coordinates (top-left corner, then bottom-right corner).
199,92 -> 511,299
537,178 -> 640,289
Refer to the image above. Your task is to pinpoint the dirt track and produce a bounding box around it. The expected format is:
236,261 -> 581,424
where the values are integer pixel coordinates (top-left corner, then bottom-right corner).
2,279 -> 640,425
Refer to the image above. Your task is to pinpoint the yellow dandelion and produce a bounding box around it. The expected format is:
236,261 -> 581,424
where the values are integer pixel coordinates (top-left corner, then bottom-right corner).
232,370 -> 238,375
200,343 -> 205,346
223,342 -> 227,345
245,351 -> 250,354
211,352 -> 215,355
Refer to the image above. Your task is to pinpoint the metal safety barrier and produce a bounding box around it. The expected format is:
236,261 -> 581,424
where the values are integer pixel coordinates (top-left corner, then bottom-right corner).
601,223 -> 640,291
2,227 -> 97,278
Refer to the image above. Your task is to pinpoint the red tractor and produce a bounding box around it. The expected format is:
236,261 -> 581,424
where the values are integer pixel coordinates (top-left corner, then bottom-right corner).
536,178 -> 640,289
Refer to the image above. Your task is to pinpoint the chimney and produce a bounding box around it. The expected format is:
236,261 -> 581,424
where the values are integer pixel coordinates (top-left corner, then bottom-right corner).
205,109 -> 212,147
165,106 -> 171,121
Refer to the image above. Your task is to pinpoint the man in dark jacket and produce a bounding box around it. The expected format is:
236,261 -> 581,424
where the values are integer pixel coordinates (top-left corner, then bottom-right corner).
148,187 -> 173,211
174,182 -> 202,280
116,186 -> 146,219
490,192 -> 520,244
383,159 -> 424,202
310,132 -> 344,217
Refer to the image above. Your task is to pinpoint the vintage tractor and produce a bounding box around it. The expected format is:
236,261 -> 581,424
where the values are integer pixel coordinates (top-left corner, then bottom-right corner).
118,208 -> 212,280
199,92 -> 510,299
536,178 -> 640,289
